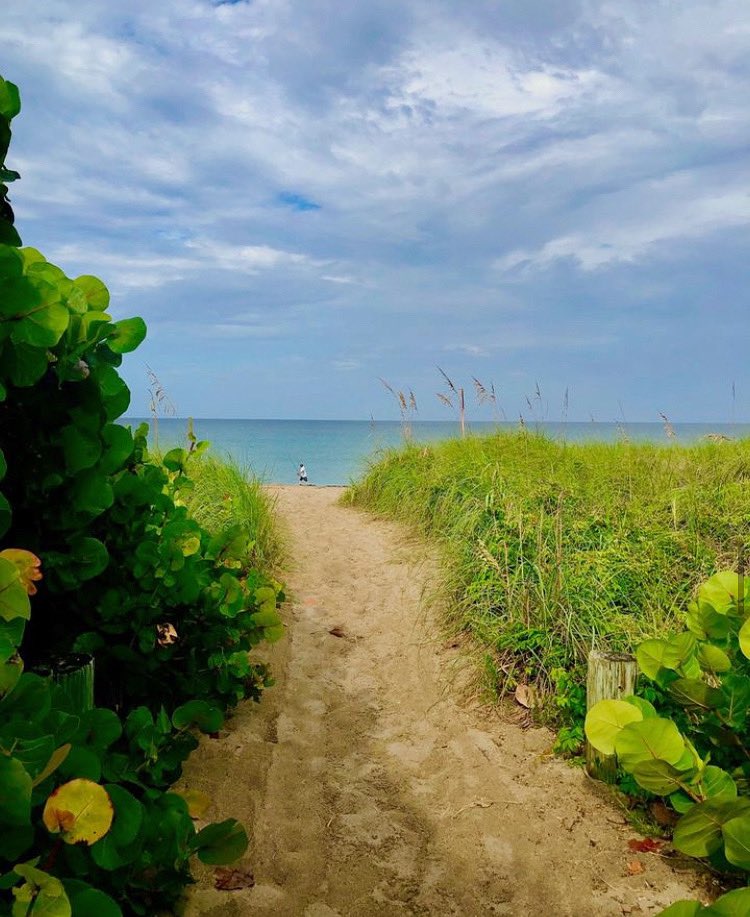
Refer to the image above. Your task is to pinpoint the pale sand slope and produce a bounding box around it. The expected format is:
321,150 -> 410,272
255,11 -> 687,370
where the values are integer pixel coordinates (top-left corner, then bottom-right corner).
181,485 -> 704,917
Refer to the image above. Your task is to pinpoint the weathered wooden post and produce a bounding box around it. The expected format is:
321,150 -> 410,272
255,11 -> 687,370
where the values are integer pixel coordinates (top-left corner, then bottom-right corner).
585,650 -> 638,782
36,653 -> 94,713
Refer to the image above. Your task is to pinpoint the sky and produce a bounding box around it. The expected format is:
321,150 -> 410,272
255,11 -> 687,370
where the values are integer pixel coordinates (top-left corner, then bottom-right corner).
1,0 -> 749,421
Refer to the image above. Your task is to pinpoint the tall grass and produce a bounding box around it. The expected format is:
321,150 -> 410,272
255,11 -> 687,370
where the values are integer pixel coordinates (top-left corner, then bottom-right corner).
184,455 -> 284,572
347,432 -> 750,695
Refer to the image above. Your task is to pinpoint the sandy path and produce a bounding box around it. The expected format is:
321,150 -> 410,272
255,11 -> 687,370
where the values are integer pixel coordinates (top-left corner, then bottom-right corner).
182,486 -> 703,917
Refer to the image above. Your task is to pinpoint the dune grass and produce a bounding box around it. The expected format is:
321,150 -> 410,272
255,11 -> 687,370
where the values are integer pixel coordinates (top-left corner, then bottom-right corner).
184,454 -> 284,572
347,432 -> 750,700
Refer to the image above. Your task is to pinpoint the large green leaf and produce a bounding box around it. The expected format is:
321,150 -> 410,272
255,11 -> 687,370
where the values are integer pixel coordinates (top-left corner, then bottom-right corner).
4,342 -> 48,387
613,717 -> 685,769
668,678 -> 724,711
0,557 -> 30,622
91,784 -> 143,870
705,888 -> 750,916
61,424 -> 102,475
637,638 -> 689,679
172,700 -> 224,734
190,818 -> 248,865
66,887 -> 121,917
69,537 -> 109,581
673,799 -> 749,857
696,643 -> 732,674
698,571 -> 748,614
70,472 -> 114,518
95,365 -> 130,420
631,759 -> 686,795
699,766 -> 737,802
584,699 -> 642,756
73,275 -> 110,310
106,317 -> 146,354
0,755 -> 32,826
721,815 -> 750,869
687,602 -> 731,641
68,888 -> 121,917
658,904 -> 701,917
0,78 -> 21,120
99,424 -> 133,475
738,618 -> 750,660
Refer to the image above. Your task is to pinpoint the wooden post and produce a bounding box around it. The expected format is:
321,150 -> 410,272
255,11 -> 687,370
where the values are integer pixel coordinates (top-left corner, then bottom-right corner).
585,650 -> 637,782
36,653 -> 94,713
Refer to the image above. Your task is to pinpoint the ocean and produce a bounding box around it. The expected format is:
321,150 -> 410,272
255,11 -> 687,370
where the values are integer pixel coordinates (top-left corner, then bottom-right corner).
123,418 -> 750,486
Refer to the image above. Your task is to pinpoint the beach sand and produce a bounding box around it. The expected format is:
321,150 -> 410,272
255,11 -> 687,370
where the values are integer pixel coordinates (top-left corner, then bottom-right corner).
181,485 -> 706,916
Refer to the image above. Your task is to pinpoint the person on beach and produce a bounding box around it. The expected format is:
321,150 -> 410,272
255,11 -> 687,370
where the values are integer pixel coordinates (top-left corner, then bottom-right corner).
297,462 -> 308,484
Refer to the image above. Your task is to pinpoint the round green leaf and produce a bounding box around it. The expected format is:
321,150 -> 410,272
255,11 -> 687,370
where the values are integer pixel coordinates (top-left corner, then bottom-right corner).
106,317 -> 146,354
721,815 -> 750,869
658,904 -> 702,917
697,643 -> 732,673
191,818 -> 248,865
687,602 -> 731,641
622,695 -> 658,718
104,784 -> 143,847
69,537 -> 109,581
172,700 -> 224,734
699,766 -> 737,802
0,557 -> 30,622
631,759 -> 686,795
673,799 -> 740,857
698,571 -> 747,615
705,888 -> 750,916
613,717 -> 685,769
668,678 -> 724,711
738,618 -> 750,660
70,473 -> 114,518
94,365 -> 130,421
0,755 -> 32,826
637,639 -> 681,679
61,425 -> 101,475
584,699 -> 643,755
10,301 -> 69,348
76,708 -> 122,750
99,424 -> 133,475
67,887 -> 121,917
0,77 -> 21,120
73,275 -> 110,310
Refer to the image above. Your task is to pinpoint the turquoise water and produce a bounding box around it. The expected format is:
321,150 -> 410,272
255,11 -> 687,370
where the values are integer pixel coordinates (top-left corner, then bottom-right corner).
124,418 -> 750,486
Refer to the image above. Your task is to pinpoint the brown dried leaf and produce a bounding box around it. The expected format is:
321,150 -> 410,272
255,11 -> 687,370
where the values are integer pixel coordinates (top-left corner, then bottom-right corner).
214,865 -> 255,890
329,626 -> 347,639
514,683 -> 537,709
626,860 -> 645,876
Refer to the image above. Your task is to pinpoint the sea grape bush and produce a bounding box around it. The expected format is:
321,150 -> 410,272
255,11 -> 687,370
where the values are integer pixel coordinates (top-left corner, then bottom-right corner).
0,74 -> 281,912
0,73 -> 283,712
0,552 -> 248,915
585,571 -> 750,912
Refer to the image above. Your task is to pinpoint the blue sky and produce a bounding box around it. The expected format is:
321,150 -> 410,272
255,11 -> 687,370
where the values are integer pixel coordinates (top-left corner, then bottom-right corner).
2,0 -> 749,421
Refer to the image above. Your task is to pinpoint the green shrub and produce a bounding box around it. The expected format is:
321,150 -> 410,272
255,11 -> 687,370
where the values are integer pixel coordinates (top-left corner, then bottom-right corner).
586,571 -> 750,914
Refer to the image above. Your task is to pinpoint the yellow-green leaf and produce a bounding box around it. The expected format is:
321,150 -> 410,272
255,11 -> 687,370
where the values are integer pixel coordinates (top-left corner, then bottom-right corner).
42,779 -> 114,845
